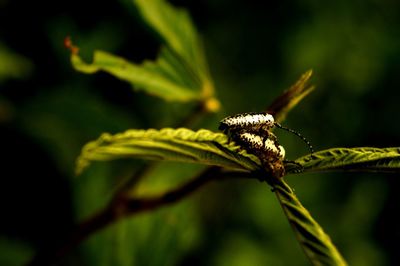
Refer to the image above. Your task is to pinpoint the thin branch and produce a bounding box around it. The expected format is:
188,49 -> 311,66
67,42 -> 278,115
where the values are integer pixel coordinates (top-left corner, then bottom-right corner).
27,167 -> 252,266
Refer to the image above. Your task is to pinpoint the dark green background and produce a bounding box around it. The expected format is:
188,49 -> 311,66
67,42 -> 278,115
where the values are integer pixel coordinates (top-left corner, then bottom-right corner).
1,0 -> 399,265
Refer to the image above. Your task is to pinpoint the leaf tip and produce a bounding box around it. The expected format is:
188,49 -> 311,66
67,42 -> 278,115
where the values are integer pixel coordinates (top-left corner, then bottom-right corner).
64,36 -> 79,55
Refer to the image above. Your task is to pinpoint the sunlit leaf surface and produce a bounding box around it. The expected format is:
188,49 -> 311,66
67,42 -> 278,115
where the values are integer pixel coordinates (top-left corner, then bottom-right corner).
76,128 -> 260,174
296,147 -> 400,173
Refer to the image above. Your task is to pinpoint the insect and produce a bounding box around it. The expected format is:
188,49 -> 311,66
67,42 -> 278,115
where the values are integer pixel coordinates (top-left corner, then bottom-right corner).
232,131 -> 286,178
234,132 -> 285,161
219,112 -> 275,133
219,112 -> 312,178
219,112 -> 313,153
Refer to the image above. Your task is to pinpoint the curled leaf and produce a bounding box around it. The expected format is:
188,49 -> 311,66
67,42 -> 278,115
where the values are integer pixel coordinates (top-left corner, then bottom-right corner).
71,49 -> 201,102
69,0 -> 217,106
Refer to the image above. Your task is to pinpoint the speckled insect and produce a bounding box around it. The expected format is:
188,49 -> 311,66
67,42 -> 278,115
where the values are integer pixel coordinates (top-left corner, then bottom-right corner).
219,112 -> 275,136
232,131 -> 286,178
219,112 -> 312,178
236,132 -> 285,159
219,112 -> 313,154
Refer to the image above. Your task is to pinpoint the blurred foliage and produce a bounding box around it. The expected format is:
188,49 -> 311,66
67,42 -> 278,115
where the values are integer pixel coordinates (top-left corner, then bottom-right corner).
0,237 -> 33,266
1,0 -> 399,265
0,42 -> 32,82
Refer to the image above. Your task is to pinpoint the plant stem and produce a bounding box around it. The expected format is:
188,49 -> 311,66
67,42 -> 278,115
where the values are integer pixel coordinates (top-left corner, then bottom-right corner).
27,167 -> 252,266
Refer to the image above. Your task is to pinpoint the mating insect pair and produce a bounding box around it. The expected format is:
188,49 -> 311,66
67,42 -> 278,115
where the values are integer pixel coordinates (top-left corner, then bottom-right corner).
219,112 -> 313,179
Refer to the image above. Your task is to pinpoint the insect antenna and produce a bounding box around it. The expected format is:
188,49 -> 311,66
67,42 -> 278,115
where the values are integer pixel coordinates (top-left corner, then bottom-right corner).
274,123 -> 314,153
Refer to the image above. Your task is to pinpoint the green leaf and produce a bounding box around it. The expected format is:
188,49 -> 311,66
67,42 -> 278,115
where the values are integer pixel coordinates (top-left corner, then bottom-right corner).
70,0 -> 217,107
71,49 -> 201,102
267,70 -> 315,123
273,180 -> 347,266
133,0 -> 212,85
0,42 -> 33,83
295,147 -> 400,173
76,128 -> 260,175
0,237 -> 34,266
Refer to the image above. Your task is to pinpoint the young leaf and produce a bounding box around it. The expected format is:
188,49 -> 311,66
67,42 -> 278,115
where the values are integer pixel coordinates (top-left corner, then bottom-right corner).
71,49 -> 201,102
267,70 -> 315,123
133,0 -> 212,87
295,147 -> 400,173
69,0 -> 217,106
76,128 -> 260,175
273,180 -> 347,266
